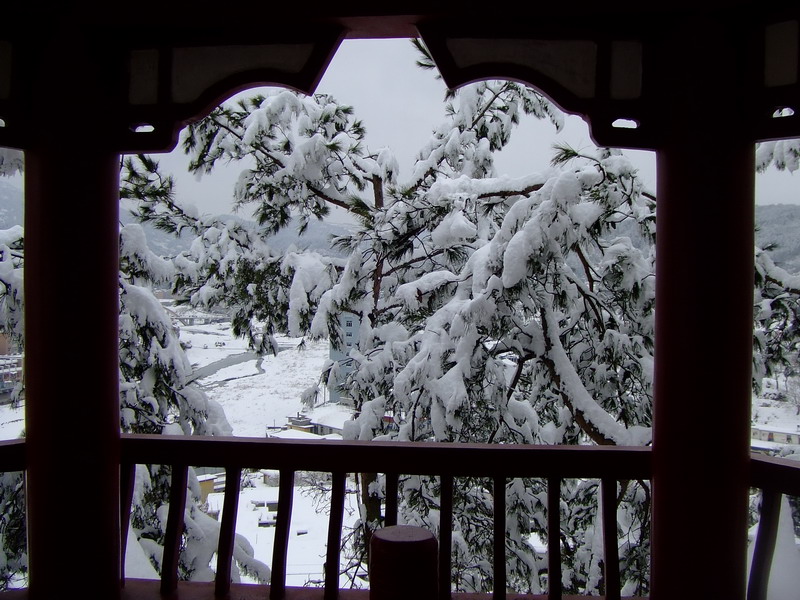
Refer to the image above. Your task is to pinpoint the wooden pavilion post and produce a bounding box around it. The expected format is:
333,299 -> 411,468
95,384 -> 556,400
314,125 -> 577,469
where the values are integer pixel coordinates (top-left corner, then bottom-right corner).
650,18 -> 754,599
22,26 -> 122,599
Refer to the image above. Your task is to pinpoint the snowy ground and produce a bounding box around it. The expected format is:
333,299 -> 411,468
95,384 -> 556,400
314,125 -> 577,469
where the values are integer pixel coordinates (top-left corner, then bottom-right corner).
182,322 -> 334,436
176,323 -> 359,586
0,322 -> 358,588
4,320 -> 800,445
206,474 -> 362,587
1,320 -> 800,593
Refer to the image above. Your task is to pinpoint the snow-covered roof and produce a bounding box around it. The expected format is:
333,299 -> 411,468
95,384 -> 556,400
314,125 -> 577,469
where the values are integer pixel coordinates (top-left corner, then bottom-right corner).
751,440 -> 787,452
269,428 -> 324,440
752,424 -> 800,435
310,404 -> 353,429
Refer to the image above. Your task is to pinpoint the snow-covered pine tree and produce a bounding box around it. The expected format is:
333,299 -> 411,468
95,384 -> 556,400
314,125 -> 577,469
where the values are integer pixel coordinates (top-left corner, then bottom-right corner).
0,155 -> 270,588
121,41 -> 653,592
754,140 -> 800,391
118,162 -> 269,584
0,218 -> 24,589
115,41 -> 800,595
0,150 -> 22,179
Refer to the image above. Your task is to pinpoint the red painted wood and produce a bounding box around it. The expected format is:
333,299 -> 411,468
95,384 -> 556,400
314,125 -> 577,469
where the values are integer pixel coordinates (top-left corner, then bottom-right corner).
600,479 -> 619,600
215,466 -> 242,597
747,489 -> 783,600
160,465 -> 188,595
5,8 -> 800,600
751,455 -> 800,497
494,477 -> 506,600
547,478 -> 562,600
24,141 -> 121,598
0,440 -> 24,472
324,472 -> 347,600
439,475 -> 454,600
370,526 -> 438,600
271,470 -> 296,600
650,19 -> 755,600
384,473 -> 398,527
108,578 -> 649,600
4,434 -> 799,599
121,435 -> 652,480
120,463 -> 137,584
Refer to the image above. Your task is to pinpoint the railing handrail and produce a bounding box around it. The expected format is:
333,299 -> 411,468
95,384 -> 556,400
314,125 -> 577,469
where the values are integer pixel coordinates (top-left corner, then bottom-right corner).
119,434 -> 654,600
120,433 -> 653,479
750,453 -> 800,496
2,436 -> 799,600
0,438 -> 24,472
747,454 -> 800,600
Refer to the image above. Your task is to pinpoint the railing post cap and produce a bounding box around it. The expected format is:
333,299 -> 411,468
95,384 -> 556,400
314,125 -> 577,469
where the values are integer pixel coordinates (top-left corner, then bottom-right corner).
372,525 -> 436,544
370,526 -> 438,600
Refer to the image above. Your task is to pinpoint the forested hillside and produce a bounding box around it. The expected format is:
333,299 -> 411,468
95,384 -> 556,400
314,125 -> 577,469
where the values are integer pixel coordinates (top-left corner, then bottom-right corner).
1,180 -> 796,270
0,180 -> 351,258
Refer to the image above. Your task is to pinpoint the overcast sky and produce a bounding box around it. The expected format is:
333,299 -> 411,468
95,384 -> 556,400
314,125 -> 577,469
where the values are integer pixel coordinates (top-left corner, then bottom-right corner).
155,38 -> 800,216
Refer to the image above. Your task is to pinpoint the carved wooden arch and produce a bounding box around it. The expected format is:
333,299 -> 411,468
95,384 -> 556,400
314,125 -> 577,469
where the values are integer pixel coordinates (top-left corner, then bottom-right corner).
418,11 -> 800,150
1,9 -> 798,153
418,21 -> 654,150
120,26 -> 345,152
0,24 -> 345,153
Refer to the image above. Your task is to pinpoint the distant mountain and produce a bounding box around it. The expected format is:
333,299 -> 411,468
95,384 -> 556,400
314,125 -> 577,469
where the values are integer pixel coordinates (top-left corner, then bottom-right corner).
0,180 -> 353,257
119,209 -> 196,257
1,179 -> 797,272
265,218 -> 354,256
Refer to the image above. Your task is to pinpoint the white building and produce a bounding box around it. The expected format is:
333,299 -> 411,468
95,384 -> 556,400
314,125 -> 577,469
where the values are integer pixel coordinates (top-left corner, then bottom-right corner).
328,312 -> 359,404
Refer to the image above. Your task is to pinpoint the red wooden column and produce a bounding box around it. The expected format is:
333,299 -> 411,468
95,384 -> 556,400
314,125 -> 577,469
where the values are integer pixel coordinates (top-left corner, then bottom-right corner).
22,27 -> 122,599
650,19 -> 754,599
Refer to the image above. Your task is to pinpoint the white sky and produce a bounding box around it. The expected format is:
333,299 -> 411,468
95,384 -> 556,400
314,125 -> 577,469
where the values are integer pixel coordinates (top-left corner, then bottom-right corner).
157,38 -> 800,217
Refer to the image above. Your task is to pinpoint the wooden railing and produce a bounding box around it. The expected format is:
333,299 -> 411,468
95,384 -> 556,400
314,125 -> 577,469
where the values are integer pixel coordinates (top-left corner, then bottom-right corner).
0,436 -> 798,599
121,435 -> 651,600
748,454 -> 800,600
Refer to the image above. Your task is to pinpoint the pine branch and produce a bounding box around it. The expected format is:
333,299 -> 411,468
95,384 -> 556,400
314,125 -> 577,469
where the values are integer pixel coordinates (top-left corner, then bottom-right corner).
411,38 -> 437,71
469,81 -> 513,131
550,143 -> 582,166
204,114 -> 369,216
540,307 -> 618,446
476,182 -> 544,200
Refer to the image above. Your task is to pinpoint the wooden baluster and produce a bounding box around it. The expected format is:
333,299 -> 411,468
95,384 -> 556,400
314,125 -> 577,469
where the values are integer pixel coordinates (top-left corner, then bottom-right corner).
161,464 -> 188,595
385,472 -> 399,527
547,477 -> 562,600
601,478 -> 620,600
324,471 -> 347,600
270,469 -> 295,600
215,466 -> 242,598
119,462 -> 136,585
494,476 -> 506,600
747,488 -> 783,600
439,475 -> 454,600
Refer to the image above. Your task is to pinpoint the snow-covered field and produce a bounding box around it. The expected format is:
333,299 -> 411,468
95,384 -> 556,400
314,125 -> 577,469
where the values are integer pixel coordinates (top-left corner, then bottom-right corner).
0,321 -> 358,588
173,323 -> 359,586
181,322 -> 334,436
1,320 -> 800,593
4,320 -> 800,444
0,322 -> 338,440
207,474 -> 361,587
